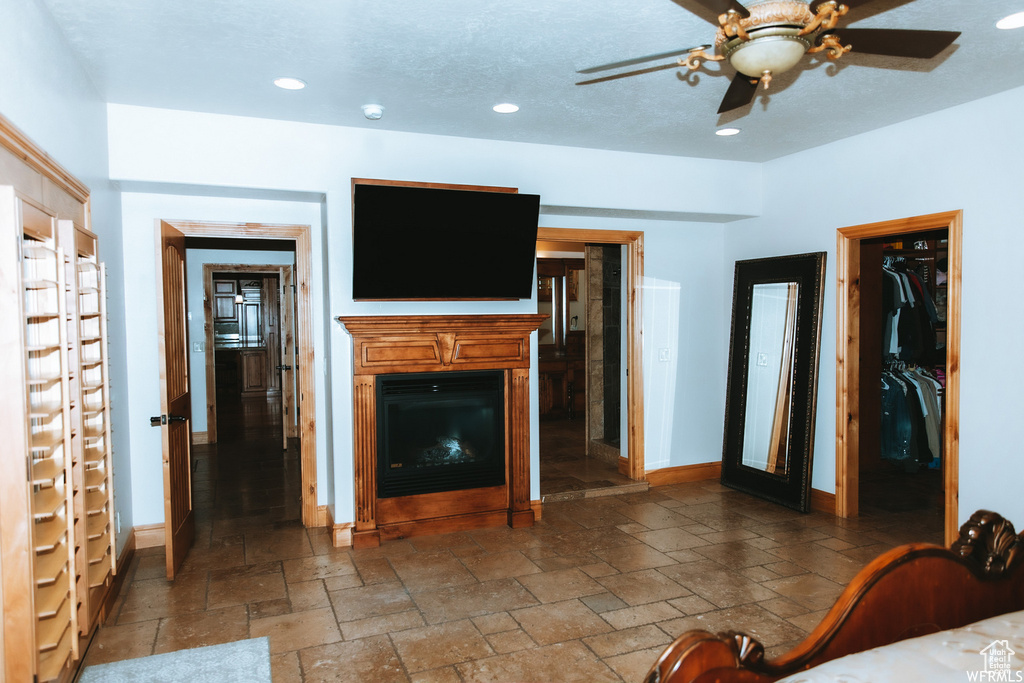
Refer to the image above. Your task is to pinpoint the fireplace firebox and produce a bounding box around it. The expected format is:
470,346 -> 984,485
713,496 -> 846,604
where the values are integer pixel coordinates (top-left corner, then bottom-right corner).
377,371 -> 504,498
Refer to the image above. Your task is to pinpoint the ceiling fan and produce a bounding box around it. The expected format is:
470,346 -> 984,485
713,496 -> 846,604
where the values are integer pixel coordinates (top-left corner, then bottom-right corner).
576,0 -> 961,114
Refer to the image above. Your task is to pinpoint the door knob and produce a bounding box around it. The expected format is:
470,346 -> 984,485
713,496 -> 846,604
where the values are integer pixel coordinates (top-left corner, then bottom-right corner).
150,414 -> 187,426
276,365 -> 293,371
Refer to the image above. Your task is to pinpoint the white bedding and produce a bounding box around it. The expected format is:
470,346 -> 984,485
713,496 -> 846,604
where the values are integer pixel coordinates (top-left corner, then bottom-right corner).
777,610 -> 1024,682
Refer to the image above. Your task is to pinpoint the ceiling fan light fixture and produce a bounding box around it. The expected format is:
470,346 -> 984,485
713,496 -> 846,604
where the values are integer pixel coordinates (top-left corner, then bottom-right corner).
996,11 -> 1024,29
725,30 -> 811,80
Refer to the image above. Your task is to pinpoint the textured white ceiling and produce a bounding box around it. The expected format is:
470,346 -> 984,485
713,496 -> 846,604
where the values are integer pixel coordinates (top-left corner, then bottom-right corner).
39,0 -> 1024,162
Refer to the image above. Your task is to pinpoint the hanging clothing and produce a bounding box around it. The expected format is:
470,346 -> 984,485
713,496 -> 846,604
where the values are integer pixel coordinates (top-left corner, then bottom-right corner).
880,365 -> 942,468
881,260 -> 939,364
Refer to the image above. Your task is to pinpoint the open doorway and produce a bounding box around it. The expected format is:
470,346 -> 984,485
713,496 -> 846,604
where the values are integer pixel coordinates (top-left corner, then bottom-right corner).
199,262 -> 298,450
836,211 -> 961,544
181,238 -> 306,541
157,220 -> 319,539
535,228 -> 645,499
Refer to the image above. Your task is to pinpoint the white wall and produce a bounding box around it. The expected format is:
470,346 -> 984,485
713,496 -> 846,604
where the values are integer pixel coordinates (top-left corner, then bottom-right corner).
119,193 -> 325,526
0,0 -> 133,552
728,85 -> 1024,526
106,105 -> 746,526
184,247 -> 297,434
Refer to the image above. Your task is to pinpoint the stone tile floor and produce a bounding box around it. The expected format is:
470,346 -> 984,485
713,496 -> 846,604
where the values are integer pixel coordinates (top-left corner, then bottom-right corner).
81,396 -> 944,682
539,418 -> 636,498
84,490 -> 943,682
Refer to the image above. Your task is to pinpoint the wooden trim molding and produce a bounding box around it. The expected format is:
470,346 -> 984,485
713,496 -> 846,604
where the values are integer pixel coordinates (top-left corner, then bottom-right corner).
531,500 -> 543,521
161,221 -> 319,527
338,314 -> 547,548
0,112 -> 90,204
536,228 -> 645,481
191,431 -> 209,445
836,211 -> 961,545
325,506 -> 353,548
133,523 -> 166,549
645,462 -> 721,487
810,488 -> 837,515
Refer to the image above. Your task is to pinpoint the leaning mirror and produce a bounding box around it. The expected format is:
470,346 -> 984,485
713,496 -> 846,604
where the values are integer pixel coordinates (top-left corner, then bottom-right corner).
722,252 -> 826,512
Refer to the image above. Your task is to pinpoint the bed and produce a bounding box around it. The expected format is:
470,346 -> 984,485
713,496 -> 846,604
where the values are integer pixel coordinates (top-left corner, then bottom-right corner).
645,510 -> 1024,683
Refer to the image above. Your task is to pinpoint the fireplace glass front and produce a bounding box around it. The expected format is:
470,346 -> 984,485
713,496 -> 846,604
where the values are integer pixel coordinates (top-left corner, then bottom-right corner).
377,370 -> 505,498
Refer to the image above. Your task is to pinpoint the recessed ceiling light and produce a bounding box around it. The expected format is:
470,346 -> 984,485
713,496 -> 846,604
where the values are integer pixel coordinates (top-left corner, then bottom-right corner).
716,127 -> 741,136
997,11 -> 1024,29
493,103 -> 520,114
273,77 -> 306,90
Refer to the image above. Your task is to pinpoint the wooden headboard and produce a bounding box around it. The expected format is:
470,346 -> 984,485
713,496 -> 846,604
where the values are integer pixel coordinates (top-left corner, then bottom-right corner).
645,510 -> 1024,683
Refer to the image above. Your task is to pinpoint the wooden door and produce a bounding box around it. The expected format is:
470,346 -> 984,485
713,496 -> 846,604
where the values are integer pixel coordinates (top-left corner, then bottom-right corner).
280,266 -> 298,445
156,221 -> 194,579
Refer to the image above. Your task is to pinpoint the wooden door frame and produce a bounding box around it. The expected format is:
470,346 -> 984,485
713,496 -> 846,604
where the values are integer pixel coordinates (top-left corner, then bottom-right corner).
537,228 -> 645,480
201,263 -> 295,445
836,210 -> 962,544
159,220 -> 319,527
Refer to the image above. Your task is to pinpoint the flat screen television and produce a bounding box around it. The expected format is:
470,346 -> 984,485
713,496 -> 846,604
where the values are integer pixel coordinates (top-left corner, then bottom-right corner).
352,182 -> 540,300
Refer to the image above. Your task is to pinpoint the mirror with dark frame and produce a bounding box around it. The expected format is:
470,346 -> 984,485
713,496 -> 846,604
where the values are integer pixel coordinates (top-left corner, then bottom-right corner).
721,252 -> 826,512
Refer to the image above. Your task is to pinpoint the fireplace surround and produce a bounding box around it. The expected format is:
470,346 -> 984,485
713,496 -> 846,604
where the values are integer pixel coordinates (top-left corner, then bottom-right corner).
338,314 -> 547,548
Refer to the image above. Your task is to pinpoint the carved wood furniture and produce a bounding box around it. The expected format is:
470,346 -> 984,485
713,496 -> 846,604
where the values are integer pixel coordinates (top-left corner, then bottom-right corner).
645,510 -> 1024,683
338,314 -> 547,548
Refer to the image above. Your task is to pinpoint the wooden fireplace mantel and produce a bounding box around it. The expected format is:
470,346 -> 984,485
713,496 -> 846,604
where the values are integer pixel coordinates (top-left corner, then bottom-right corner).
337,314 -> 548,548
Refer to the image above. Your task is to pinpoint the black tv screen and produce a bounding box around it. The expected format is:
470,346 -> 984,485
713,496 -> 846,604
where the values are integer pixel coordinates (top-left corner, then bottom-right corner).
352,183 -> 540,300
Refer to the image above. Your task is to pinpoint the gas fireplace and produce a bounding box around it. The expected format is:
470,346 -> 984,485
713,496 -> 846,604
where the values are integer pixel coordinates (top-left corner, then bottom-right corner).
338,314 -> 547,548
377,371 -> 504,498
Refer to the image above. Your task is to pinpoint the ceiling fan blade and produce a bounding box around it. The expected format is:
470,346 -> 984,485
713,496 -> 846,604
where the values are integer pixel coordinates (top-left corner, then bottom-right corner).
827,28 -> 961,59
690,0 -> 750,19
718,72 -> 760,114
577,45 -> 711,75
576,61 -> 683,86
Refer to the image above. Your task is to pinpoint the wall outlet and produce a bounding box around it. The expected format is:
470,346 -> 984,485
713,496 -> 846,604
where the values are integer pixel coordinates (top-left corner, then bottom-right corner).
192,341 -> 205,353
757,352 -> 769,367
658,348 -> 670,362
